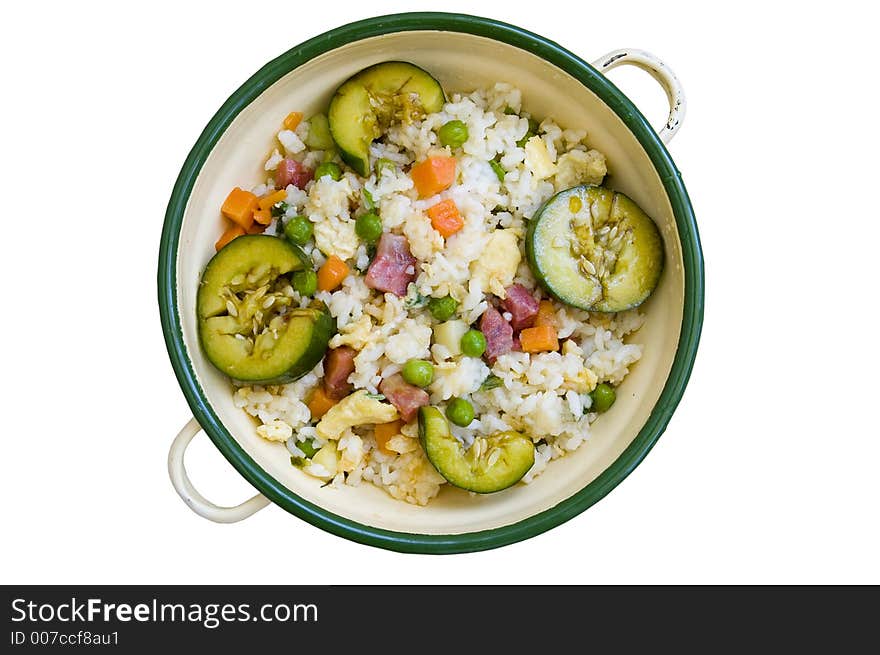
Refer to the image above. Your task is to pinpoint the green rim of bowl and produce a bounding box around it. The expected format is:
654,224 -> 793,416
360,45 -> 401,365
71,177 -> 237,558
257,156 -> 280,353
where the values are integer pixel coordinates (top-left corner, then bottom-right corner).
158,12 -> 704,554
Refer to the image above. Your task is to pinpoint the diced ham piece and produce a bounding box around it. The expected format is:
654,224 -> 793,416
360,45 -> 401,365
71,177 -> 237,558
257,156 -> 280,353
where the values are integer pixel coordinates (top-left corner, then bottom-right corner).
502,284 -> 540,331
365,233 -> 417,297
275,158 -> 313,190
379,374 -> 429,422
323,346 -> 356,400
512,336 -> 522,352
480,307 -> 514,363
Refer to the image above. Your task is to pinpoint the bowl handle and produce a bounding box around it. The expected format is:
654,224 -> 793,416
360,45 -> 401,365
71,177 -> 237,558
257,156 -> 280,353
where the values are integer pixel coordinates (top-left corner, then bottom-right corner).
591,49 -> 686,144
168,417 -> 270,523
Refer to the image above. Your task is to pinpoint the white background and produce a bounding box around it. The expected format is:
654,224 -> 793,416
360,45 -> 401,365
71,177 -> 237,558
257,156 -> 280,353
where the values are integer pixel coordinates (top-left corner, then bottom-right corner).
2,0 -> 878,584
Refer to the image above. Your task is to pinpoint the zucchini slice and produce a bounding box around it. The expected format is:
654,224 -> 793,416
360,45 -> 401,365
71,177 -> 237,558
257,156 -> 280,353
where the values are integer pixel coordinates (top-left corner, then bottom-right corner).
328,61 -> 445,176
526,185 -> 664,312
418,407 -> 535,494
197,235 -> 334,383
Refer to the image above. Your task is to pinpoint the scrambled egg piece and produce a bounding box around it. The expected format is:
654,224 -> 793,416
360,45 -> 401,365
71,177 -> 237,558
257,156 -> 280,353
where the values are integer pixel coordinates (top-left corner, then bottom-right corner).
329,314 -> 373,350
316,390 -> 399,440
524,136 -> 557,180
385,319 -> 432,364
404,211 -> 444,260
314,217 -> 358,261
560,339 -> 598,392
562,368 -> 598,393
470,230 -> 521,297
338,431 -> 365,472
386,434 -> 419,454
255,419 -> 293,442
429,358 -> 490,401
554,149 -> 607,191
304,442 -> 338,480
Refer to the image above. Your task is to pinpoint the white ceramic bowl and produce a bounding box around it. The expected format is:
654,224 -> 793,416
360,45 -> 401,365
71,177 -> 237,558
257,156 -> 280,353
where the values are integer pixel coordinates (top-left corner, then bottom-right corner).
158,13 -> 703,553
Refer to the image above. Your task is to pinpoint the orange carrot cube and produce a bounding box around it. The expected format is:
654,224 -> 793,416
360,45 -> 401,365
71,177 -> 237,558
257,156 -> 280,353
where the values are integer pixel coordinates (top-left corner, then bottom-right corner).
535,300 -> 557,328
252,207 -> 273,226
427,199 -> 464,238
307,387 -> 336,420
519,325 -> 559,353
215,224 -> 245,251
283,111 -> 304,131
317,255 -> 349,292
258,189 -> 288,211
221,187 -> 258,229
410,156 -> 456,198
374,420 -> 402,455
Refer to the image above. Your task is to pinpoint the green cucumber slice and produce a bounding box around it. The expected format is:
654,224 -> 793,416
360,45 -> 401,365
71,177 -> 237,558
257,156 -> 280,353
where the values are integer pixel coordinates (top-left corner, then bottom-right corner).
197,235 -> 334,383
418,407 -> 535,494
526,185 -> 664,312
304,113 -> 335,151
328,62 -> 445,176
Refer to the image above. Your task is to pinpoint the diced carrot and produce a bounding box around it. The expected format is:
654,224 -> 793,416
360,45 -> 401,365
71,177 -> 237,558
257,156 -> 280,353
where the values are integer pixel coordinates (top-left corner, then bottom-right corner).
258,189 -> 288,211
317,255 -> 349,292
535,300 -> 557,328
221,187 -> 258,229
253,207 -> 273,225
246,222 -> 267,235
215,224 -> 245,251
283,111 -> 304,131
427,199 -> 464,238
374,420 -> 402,455
410,156 -> 456,198
307,386 -> 337,420
519,325 -> 559,353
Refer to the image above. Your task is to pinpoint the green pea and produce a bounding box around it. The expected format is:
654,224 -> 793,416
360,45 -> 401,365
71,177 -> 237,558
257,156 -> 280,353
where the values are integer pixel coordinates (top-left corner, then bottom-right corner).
314,161 -> 342,181
283,215 -> 313,245
446,398 -> 475,427
438,120 -> 469,148
402,359 -> 434,388
460,329 -> 487,358
291,269 -> 317,296
428,295 -> 458,321
356,212 -> 383,244
590,383 -> 616,413
489,160 -> 506,183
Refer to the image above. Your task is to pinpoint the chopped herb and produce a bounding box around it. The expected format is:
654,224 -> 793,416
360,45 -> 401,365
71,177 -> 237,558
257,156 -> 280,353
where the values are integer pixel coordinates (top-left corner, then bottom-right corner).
503,106 -> 518,115
271,202 -> 289,218
405,291 -> 429,309
297,438 -> 319,458
365,393 -> 386,401
375,158 -> 396,177
489,160 -> 506,183
362,188 -> 376,210
290,455 -> 306,468
480,374 -> 503,391
516,117 -> 540,148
